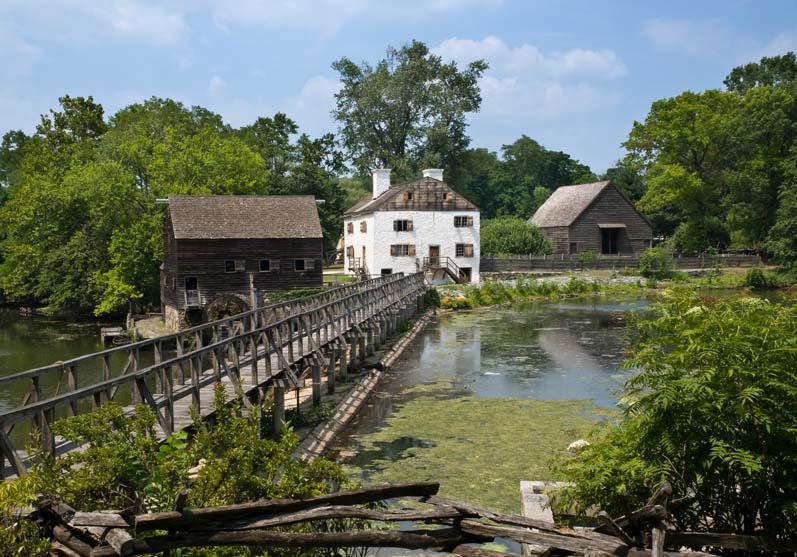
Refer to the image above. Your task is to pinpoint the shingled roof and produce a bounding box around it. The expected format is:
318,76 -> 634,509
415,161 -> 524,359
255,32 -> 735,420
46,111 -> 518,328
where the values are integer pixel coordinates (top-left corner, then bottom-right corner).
168,195 -> 322,239
529,181 -> 612,228
344,177 -> 479,215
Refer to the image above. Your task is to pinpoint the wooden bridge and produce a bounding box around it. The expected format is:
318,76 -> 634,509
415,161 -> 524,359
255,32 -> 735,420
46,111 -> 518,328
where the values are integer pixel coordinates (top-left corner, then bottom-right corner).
0,273 -> 429,479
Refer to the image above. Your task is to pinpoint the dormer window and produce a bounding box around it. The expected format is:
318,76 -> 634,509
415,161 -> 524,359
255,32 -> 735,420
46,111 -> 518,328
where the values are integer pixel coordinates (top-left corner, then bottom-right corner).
404,192 -> 413,201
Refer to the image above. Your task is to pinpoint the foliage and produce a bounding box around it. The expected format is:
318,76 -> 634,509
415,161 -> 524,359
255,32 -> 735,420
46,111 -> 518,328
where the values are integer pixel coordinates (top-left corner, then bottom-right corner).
578,251 -> 598,263
626,52 -> 797,251
767,148 -> 797,267
332,40 -> 487,181
0,96 -> 344,316
554,290 -> 797,537
742,267 -> 775,288
481,217 -> 552,255
1,385 -> 353,555
638,247 -> 674,279
437,276 -> 608,310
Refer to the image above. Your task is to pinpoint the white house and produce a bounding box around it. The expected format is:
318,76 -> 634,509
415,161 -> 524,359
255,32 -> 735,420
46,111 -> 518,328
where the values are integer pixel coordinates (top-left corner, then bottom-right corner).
343,168 -> 480,283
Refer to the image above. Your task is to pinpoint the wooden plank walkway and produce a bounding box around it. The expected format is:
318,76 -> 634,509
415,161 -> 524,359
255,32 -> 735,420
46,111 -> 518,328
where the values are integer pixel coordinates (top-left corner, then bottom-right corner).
0,273 -> 429,478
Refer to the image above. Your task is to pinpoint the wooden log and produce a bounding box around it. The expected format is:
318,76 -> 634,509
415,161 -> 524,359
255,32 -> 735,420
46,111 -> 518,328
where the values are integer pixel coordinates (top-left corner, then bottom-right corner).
597,511 -> 635,546
594,504 -> 668,536
177,504 -> 463,531
428,496 -> 621,545
452,544 -> 522,557
51,541 -> 86,557
71,512 -> 130,528
666,531 -> 797,553
135,482 -> 440,532
651,524 -> 666,557
458,520 -> 628,555
52,525 -> 94,557
128,527 -> 473,554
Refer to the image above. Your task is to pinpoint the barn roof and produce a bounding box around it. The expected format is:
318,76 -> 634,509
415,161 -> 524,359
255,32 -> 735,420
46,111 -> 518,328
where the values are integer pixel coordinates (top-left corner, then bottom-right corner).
168,195 -> 323,239
529,181 -> 612,228
344,177 -> 479,215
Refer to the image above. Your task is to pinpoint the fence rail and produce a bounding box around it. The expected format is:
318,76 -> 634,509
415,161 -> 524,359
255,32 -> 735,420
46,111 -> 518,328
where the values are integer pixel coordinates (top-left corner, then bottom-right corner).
480,253 -> 763,272
0,272 -> 428,478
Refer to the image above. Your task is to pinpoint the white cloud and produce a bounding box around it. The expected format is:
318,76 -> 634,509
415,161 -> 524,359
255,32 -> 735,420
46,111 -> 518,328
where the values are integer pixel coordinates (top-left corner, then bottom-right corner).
208,76 -> 227,97
0,0 -> 190,50
643,18 -> 734,57
434,36 -> 626,79
211,0 -> 501,34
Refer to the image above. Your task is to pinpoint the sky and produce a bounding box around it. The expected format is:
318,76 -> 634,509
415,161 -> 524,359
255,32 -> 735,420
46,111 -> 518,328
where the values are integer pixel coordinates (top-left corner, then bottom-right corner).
1,0 -> 796,173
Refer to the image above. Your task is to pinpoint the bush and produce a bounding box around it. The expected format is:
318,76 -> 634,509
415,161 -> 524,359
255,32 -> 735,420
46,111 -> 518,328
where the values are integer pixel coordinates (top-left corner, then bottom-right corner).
1,385 -> 354,553
743,268 -> 774,289
639,247 -> 674,279
481,217 -> 552,255
671,217 -> 730,255
554,290 -> 797,538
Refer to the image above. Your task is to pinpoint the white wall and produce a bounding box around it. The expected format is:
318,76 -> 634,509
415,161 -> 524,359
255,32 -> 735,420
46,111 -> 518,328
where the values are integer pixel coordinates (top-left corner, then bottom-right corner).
344,211 -> 480,282
343,214 -> 375,274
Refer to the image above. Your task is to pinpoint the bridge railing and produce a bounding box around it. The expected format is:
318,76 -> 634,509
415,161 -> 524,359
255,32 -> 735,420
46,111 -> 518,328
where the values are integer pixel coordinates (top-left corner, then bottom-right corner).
0,272 -> 427,478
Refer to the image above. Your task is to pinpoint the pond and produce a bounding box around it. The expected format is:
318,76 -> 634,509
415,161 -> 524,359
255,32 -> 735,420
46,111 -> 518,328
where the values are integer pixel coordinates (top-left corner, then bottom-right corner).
0,309 -> 151,414
333,297 -> 649,514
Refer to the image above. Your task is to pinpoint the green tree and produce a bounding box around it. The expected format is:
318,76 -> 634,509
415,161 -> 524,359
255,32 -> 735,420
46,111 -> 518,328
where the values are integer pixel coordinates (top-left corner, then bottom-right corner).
555,290 -> 797,538
602,158 -> 646,201
481,217 -> 552,255
489,136 -> 595,218
724,51 -> 797,93
332,40 -> 487,180
767,148 -> 797,266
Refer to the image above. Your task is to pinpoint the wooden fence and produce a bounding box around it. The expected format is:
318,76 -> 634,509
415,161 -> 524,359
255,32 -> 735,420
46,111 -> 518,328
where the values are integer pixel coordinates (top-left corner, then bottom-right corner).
481,254 -> 762,273
0,273 -> 429,478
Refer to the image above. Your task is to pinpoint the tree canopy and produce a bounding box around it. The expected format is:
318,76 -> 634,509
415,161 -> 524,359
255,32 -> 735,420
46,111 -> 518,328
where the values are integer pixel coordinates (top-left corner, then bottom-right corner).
332,40 -> 487,182
0,96 -> 345,315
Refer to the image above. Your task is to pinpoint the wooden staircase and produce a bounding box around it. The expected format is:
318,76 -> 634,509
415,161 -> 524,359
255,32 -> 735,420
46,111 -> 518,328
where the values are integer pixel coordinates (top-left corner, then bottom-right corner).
422,257 -> 468,284
347,257 -> 369,280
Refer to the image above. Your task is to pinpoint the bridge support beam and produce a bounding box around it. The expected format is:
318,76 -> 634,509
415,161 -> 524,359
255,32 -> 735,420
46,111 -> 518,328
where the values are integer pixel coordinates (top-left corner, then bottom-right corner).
327,350 -> 336,395
273,384 -> 285,437
311,362 -> 322,406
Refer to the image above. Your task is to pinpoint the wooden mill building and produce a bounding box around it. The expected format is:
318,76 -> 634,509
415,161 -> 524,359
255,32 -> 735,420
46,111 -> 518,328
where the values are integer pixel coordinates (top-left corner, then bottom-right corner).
160,195 -> 323,329
529,181 -> 652,255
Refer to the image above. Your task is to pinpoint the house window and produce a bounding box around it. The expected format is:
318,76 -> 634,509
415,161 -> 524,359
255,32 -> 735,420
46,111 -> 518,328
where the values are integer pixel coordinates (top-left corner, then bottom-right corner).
569,242 -> 578,254
455,244 -> 474,257
360,221 -> 367,233
404,192 -> 413,201
259,259 -> 271,272
390,244 -> 416,256
442,192 -> 449,200
185,277 -> 197,290
346,246 -> 354,259
224,260 -> 236,273
347,222 -> 354,234
381,268 -> 393,275
393,219 -> 413,231
454,215 -> 473,227
294,259 -> 316,271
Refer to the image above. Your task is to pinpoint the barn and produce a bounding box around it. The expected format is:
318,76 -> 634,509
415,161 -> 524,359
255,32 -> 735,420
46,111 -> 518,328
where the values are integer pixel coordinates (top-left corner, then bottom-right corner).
529,181 -> 652,255
160,195 -> 323,329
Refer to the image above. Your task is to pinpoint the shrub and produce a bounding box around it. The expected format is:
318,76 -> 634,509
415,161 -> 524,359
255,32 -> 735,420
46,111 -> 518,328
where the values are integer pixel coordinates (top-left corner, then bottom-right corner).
481,217 -> 552,255
671,217 -> 730,255
743,268 -> 774,289
554,290 -> 797,538
578,251 -> 598,263
639,247 -> 674,279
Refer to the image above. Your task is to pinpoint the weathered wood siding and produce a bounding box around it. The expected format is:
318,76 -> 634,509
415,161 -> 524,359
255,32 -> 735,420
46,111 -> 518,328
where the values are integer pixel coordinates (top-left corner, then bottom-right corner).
172,238 -> 323,310
536,226 -> 569,254
567,185 -> 652,255
160,211 -> 178,309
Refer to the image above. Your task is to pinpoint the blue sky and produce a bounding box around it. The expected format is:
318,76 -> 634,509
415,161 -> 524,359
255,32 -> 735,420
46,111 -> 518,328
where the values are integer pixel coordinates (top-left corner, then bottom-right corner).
2,0 -> 796,173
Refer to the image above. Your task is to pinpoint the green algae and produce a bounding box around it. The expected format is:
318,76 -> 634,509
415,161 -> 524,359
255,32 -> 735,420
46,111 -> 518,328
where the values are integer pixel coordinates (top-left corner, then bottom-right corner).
343,393 -> 607,514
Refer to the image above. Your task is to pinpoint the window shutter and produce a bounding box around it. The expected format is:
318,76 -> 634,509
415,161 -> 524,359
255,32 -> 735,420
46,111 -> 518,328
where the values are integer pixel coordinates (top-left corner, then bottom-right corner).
467,216 -> 473,226
305,259 -> 315,270
393,220 -> 398,231
464,244 -> 474,257
408,220 -> 414,231
390,245 -> 397,256
408,244 -> 416,256
272,260 -> 280,271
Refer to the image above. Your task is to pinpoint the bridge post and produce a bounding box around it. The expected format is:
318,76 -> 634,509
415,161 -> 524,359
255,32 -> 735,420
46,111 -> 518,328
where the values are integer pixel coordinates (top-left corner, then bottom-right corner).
366,321 -> 375,356
273,384 -> 285,437
312,360 -> 322,406
339,344 -> 348,383
348,335 -> 358,372
327,349 -> 336,395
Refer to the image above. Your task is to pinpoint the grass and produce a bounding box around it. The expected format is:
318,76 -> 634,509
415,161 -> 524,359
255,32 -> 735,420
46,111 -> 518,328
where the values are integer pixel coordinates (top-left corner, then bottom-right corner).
342,381 -> 608,513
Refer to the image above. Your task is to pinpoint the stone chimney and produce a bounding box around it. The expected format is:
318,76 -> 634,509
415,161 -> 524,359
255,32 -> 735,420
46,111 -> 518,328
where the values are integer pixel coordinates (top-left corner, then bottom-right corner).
422,168 -> 444,181
372,168 -> 391,199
